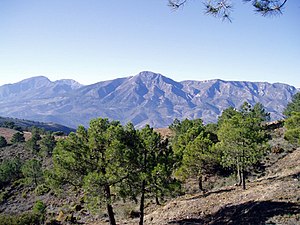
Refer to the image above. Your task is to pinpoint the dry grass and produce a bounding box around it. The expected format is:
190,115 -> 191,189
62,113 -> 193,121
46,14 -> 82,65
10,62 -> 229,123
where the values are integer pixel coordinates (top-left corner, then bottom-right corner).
154,128 -> 174,139
0,127 -> 31,143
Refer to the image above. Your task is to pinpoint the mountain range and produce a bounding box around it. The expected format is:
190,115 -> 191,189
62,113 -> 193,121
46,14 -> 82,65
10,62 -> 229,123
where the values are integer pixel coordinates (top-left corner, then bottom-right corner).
0,71 -> 298,128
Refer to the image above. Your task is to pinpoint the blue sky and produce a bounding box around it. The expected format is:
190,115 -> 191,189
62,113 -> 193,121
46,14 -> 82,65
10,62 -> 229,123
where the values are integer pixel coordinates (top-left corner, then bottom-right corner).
0,0 -> 299,87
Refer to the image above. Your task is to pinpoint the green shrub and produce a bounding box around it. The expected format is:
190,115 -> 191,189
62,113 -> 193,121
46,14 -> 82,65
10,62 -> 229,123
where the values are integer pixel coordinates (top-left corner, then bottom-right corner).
16,213 -> 41,225
34,184 -> 50,196
33,200 -> 46,215
0,212 -> 41,225
0,214 -> 14,225
21,190 -> 27,199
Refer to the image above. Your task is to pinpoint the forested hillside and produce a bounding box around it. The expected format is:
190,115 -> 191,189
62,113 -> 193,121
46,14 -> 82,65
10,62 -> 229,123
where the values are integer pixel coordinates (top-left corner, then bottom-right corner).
0,94 -> 299,225
0,116 -> 75,134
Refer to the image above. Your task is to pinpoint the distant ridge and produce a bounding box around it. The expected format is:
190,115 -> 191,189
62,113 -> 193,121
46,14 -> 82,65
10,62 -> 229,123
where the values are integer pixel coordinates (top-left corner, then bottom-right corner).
0,71 -> 298,128
0,116 -> 75,134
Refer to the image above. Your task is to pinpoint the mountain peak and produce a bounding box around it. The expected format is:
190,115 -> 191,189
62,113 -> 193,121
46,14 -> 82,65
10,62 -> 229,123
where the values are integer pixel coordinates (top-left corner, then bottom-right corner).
131,71 -> 180,88
54,79 -> 83,89
0,76 -> 82,99
19,76 -> 51,85
133,71 -> 163,81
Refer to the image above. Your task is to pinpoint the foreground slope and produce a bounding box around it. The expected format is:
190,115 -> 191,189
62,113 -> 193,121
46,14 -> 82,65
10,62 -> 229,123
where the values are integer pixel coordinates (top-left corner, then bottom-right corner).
0,126 -> 299,224
143,148 -> 300,225
0,71 -> 298,128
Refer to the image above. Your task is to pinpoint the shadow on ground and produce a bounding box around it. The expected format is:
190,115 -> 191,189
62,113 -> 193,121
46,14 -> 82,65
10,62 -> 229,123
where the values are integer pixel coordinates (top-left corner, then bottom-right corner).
168,200 -> 300,225
185,187 -> 235,201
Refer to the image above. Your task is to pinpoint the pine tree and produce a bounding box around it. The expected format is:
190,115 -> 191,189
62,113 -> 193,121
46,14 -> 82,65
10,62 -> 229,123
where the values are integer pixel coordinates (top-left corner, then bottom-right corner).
217,106 -> 239,127
284,92 -> 300,117
0,136 -> 7,148
0,158 -> 22,188
52,119 -> 137,225
284,112 -> 300,145
40,132 -> 56,156
176,133 -> 215,192
170,119 -> 218,192
11,132 -> 25,143
216,104 -> 269,189
170,119 -> 205,161
21,159 -> 43,187
117,124 -> 180,225
26,127 -> 42,154
135,125 -> 179,225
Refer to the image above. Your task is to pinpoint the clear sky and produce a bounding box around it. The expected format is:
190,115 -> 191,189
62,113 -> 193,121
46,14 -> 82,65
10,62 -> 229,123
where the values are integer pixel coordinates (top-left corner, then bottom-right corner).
0,0 -> 299,87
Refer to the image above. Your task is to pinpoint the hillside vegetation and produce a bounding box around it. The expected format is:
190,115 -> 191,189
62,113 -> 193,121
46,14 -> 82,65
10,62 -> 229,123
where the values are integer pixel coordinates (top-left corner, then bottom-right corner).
0,94 -> 299,225
0,116 -> 75,134
144,145 -> 300,225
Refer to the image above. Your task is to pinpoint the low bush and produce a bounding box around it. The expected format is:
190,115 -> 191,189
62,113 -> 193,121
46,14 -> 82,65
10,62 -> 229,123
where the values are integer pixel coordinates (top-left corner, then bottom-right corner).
35,184 -> 50,196
0,212 -> 42,225
33,200 -> 46,215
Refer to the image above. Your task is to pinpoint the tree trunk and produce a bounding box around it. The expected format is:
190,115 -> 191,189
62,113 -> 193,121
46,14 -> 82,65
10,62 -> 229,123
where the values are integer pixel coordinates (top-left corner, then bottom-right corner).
242,169 -> 246,190
139,180 -> 146,225
104,184 -> 116,225
241,148 -> 246,190
154,176 -> 160,205
198,175 -> 203,192
155,195 -> 160,205
237,166 -> 242,186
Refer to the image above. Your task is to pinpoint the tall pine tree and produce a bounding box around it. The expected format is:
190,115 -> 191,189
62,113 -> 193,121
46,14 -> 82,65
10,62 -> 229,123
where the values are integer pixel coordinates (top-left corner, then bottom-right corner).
52,119 -> 138,225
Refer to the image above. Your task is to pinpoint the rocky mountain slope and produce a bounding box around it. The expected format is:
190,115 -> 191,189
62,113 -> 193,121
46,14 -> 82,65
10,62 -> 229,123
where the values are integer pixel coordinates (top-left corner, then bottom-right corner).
0,71 -> 298,128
